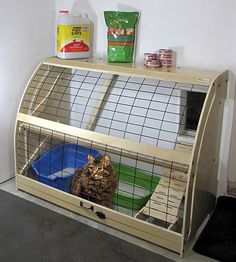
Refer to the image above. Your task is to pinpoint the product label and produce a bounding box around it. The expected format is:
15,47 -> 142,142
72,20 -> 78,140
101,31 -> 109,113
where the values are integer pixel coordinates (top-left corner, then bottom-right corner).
107,28 -> 135,46
57,24 -> 90,53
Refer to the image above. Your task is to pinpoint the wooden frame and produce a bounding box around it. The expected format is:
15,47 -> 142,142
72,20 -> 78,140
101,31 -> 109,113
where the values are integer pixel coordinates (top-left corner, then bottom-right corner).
14,56 -> 228,256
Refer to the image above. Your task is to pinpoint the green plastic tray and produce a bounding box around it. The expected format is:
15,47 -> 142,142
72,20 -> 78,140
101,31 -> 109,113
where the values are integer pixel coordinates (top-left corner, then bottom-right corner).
112,163 -> 160,210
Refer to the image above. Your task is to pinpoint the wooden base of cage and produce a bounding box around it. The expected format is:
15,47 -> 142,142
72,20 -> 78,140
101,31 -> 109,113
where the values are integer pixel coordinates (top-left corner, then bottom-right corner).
16,174 -> 184,254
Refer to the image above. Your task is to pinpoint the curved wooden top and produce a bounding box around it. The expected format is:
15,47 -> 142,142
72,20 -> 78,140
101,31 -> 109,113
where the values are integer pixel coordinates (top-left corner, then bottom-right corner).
44,56 -> 220,86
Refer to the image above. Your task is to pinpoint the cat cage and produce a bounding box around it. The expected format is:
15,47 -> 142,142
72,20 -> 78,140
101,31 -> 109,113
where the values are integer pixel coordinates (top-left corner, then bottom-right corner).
14,56 -> 227,255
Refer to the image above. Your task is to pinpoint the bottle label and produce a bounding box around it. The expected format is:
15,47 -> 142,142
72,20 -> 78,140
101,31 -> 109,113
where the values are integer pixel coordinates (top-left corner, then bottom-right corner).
57,24 -> 90,53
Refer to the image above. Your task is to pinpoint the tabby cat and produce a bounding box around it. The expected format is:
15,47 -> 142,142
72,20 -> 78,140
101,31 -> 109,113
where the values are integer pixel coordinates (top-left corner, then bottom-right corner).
71,154 -> 117,208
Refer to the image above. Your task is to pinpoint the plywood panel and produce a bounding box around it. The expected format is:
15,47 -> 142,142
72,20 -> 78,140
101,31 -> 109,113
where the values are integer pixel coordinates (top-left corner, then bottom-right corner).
44,56 -> 219,86
182,71 -> 228,245
17,113 -> 191,172
139,176 -> 186,224
16,174 -> 183,254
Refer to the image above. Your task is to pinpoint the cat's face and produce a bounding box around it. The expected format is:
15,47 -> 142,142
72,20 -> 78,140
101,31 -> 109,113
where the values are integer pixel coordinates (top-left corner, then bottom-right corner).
86,154 -> 111,180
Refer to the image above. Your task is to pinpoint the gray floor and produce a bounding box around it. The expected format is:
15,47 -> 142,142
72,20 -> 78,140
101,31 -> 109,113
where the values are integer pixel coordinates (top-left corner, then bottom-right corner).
0,178 -> 218,262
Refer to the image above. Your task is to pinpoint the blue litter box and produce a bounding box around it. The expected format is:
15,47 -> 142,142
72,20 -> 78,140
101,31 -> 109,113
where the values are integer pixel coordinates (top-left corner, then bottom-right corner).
31,143 -> 101,192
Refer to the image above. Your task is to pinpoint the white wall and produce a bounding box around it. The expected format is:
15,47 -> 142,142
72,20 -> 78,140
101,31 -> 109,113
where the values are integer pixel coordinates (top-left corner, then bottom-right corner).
0,0 -> 55,182
56,0 -> 236,70
56,0 -> 236,194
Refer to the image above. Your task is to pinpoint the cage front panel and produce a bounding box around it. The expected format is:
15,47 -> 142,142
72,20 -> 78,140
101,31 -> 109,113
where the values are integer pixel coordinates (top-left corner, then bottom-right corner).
20,64 -> 208,151
16,121 -> 188,234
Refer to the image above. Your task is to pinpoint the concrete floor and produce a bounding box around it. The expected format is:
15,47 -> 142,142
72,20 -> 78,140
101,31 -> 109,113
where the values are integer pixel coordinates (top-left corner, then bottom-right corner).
0,178 -> 218,262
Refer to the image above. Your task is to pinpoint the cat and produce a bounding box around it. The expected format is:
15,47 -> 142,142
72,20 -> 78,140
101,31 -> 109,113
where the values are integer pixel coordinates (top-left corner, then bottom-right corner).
71,154 -> 118,208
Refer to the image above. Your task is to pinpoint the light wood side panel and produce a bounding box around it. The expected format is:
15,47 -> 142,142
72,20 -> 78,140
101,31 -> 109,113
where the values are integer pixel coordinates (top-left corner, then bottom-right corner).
182,71 -> 228,246
44,56 -> 220,86
16,175 -> 182,253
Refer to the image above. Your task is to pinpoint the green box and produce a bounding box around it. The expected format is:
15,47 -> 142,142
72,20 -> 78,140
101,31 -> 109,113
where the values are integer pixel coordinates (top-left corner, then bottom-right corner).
112,163 -> 160,210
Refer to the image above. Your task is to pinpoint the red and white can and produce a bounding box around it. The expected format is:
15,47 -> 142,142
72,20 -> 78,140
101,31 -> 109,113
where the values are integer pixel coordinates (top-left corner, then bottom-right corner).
159,49 -> 173,68
159,49 -> 173,55
159,54 -> 172,60
161,61 -> 172,68
145,60 -> 160,67
144,52 -> 160,67
144,52 -> 158,61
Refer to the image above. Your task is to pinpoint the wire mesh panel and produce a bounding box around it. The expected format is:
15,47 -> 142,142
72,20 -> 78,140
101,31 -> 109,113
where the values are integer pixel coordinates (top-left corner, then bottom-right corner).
20,64 -> 207,150
16,121 -> 187,231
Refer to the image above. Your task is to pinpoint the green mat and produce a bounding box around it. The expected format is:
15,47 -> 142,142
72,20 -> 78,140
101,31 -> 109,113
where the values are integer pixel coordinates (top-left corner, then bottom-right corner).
112,163 -> 160,210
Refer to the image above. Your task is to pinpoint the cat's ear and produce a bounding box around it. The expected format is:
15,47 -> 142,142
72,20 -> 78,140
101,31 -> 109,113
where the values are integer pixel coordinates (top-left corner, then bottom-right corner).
102,154 -> 111,167
87,154 -> 95,164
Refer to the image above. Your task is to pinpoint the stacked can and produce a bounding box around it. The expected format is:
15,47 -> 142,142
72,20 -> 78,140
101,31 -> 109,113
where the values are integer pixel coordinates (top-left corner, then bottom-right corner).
159,49 -> 173,68
144,53 -> 160,68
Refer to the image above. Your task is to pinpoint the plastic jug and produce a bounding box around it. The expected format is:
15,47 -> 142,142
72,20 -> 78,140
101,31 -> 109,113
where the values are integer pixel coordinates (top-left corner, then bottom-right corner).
57,10 -> 91,59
